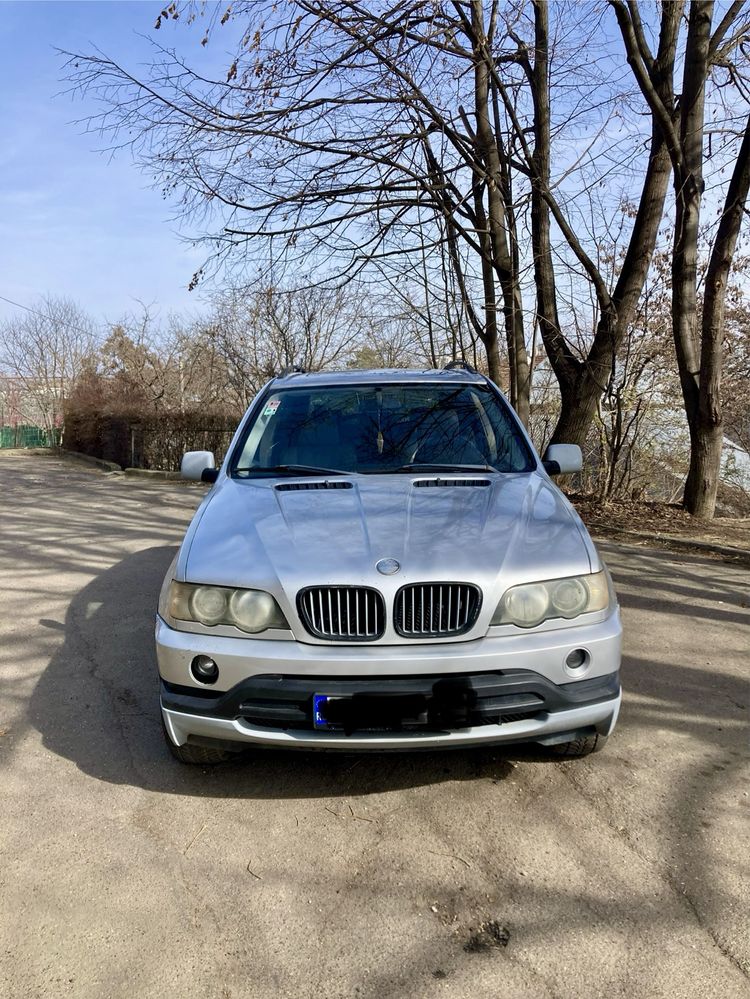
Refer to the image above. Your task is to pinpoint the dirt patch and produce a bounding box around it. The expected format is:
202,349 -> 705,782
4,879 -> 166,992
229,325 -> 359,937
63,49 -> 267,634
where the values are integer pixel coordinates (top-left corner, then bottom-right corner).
571,496 -> 750,557
463,921 -> 511,953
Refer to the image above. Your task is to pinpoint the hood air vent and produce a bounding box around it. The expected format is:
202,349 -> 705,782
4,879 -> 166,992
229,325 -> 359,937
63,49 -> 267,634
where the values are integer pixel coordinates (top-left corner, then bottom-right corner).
275,481 -> 353,491
413,478 -> 490,488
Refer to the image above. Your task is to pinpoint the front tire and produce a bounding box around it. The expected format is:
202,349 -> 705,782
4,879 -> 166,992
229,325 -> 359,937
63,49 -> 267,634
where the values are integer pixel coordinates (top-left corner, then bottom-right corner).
161,717 -> 237,765
551,732 -> 607,758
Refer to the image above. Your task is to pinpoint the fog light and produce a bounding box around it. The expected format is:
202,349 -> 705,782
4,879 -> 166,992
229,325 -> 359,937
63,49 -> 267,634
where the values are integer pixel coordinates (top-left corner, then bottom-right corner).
565,648 -> 589,670
191,655 -> 219,685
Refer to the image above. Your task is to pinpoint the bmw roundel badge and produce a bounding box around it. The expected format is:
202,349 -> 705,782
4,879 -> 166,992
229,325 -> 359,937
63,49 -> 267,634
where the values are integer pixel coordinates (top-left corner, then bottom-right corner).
376,558 -> 401,575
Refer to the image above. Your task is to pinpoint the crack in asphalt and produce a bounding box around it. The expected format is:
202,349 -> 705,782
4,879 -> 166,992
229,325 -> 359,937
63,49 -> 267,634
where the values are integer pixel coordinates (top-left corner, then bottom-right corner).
65,601 -> 144,784
555,760 -> 750,983
663,872 -> 750,981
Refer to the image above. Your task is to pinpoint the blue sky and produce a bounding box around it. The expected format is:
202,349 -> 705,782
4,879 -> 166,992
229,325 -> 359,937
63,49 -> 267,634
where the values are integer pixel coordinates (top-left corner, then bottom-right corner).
0,1 -> 231,327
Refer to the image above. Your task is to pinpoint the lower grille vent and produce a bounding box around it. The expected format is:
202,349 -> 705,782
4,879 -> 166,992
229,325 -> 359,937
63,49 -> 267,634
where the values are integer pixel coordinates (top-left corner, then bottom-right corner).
298,586 -> 385,641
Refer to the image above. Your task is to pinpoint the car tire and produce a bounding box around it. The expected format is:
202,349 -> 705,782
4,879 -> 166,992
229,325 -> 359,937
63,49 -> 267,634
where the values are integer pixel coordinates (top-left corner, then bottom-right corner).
161,717 -> 236,765
551,733 -> 607,758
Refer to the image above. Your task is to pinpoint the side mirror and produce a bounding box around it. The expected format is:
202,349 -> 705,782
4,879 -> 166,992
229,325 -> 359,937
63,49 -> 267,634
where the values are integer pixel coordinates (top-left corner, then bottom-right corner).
542,444 -> 582,476
181,451 -> 218,483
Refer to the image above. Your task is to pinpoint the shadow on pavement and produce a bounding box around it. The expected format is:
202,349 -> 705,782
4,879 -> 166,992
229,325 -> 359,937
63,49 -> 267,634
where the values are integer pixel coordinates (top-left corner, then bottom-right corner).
28,545 -> 522,797
27,542 -> 749,803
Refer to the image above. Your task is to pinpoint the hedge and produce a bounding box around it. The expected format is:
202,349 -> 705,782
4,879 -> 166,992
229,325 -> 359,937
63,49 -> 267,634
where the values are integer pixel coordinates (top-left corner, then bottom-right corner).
63,410 -> 238,471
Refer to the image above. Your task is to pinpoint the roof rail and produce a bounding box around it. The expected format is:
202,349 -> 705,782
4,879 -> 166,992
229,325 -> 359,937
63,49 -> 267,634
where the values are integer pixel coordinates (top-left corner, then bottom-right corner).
443,359 -> 477,373
279,365 -> 306,377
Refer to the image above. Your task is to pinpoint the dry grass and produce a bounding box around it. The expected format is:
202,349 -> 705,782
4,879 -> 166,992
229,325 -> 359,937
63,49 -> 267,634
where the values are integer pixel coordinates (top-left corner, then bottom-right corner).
571,496 -> 750,554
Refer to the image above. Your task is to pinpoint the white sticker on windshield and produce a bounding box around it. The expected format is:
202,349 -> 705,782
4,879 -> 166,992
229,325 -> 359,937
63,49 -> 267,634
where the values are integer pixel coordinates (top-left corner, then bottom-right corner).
263,400 -> 281,417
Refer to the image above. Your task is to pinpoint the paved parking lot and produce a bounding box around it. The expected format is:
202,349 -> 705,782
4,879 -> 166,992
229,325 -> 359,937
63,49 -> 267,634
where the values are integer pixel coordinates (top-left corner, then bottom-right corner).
0,452 -> 748,999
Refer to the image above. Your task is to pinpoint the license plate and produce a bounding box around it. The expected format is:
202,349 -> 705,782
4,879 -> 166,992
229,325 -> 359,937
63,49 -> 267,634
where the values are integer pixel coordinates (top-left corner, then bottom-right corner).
312,693 -> 428,731
313,694 -> 347,730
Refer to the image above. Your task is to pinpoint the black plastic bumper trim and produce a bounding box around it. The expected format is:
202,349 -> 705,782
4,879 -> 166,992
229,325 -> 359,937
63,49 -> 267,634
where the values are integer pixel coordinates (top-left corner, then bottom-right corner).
161,669 -> 620,733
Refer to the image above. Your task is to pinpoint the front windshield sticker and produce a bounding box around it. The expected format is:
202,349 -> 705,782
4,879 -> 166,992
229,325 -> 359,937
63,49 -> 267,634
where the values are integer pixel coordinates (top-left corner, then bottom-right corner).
263,399 -> 281,417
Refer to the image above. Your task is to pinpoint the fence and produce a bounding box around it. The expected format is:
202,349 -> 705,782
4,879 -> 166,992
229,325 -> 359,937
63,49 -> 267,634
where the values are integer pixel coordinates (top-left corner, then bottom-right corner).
0,425 -> 61,449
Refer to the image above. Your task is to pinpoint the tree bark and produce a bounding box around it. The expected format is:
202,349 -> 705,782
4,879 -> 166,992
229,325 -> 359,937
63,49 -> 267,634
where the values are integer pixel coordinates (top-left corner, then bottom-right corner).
471,0 -> 530,422
684,112 -> 750,517
530,0 -> 677,449
612,0 -> 750,517
612,0 -> 750,516
528,0 -> 579,438
670,1 -> 713,513
484,329 -> 503,386
493,83 -> 530,425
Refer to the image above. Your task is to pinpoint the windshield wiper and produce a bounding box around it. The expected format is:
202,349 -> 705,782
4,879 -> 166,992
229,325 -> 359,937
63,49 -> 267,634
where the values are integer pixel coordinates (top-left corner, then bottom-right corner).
233,464 -> 349,477
388,462 -> 498,474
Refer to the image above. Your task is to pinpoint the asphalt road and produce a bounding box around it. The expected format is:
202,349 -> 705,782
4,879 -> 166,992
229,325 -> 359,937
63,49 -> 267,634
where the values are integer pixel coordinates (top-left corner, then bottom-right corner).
1,452 -> 748,999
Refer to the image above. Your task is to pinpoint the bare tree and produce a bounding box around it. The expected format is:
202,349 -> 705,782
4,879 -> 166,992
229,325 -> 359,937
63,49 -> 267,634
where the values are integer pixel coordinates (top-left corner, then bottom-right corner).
500,0 -> 680,450
0,296 -> 97,440
348,318 -> 423,369
612,0 -> 750,517
66,0 -> 750,486
99,304 -> 177,412
203,283 -> 366,410
595,260 -> 677,502
64,2 -> 536,418
722,282 -> 750,455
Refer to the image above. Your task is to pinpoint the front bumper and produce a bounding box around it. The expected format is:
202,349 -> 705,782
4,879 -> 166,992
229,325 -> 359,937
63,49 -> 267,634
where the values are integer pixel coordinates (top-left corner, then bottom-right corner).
157,609 -> 622,751
162,698 -> 620,751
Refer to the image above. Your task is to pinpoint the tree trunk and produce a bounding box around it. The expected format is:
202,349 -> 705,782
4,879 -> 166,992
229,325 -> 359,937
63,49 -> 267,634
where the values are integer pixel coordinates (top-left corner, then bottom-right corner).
609,0 -> 750,517
552,372 -> 607,448
498,269 -> 529,423
471,0 -> 529,421
610,0 -> 750,516
683,112 -> 750,516
472,183 -> 503,388
494,86 -> 530,425
530,0 -> 676,451
529,0 -> 613,450
484,330 -> 503,386
669,1 -> 713,513
528,1 -> 579,438
684,424 -> 724,517
672,177 -> 703,503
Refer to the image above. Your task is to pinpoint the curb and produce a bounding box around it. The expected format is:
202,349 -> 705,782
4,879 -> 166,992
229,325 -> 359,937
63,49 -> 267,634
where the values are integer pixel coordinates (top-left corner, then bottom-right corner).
591,527 -> 749,563
0,447 -> 62,458
124,467 -> 183,480
62,450 -> 123,474
61,452 -> 184,480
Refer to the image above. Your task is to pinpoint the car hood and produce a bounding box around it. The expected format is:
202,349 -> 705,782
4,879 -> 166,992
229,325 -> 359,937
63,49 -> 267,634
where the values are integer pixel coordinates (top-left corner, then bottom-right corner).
177,472 -> 597,621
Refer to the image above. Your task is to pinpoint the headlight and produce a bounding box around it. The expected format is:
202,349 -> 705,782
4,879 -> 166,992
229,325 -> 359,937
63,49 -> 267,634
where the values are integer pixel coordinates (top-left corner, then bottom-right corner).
167,581 -> 288,633
228,589 -> 280,633
502,583 -> 548,627
491,571 -> 610,628
190,586 -> 229,626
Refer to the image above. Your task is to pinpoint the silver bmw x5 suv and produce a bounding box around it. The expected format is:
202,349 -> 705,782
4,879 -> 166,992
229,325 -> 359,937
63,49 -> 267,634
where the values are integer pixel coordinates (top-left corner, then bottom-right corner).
157,366 -> 621,764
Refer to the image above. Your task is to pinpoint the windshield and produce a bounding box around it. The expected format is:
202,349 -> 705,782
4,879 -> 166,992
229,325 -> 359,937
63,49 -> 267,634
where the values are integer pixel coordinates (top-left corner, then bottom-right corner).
231,383 -> 535,476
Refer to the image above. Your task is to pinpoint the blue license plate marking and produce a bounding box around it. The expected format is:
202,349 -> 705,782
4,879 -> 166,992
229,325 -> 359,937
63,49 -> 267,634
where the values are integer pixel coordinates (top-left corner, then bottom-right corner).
313,694 -> 346,730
